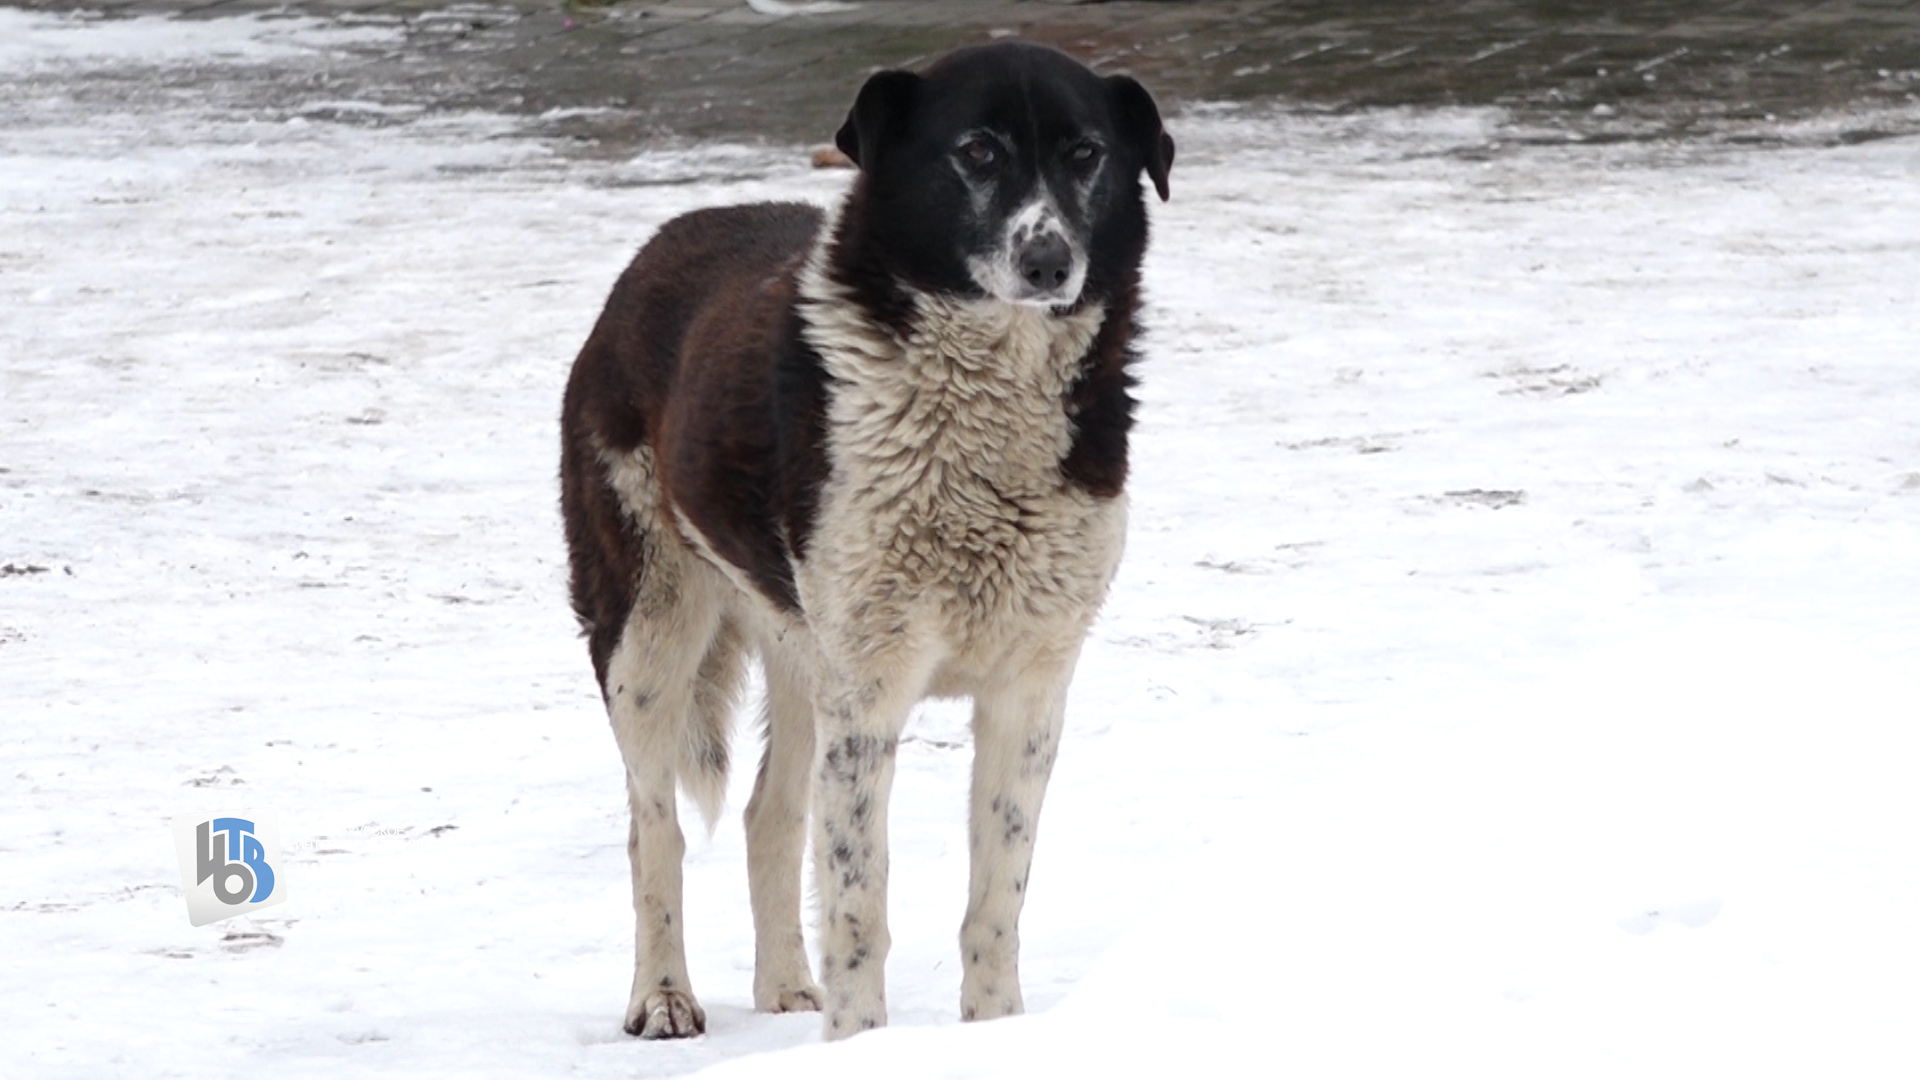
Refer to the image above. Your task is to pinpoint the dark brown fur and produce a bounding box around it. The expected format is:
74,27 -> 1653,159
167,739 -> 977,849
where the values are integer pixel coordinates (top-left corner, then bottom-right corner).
560,203 -> 827,678
1061,281 -> 1142,499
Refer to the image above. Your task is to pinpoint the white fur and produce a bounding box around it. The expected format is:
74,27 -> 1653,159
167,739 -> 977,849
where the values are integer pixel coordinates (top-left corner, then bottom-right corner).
596,217 -> 1127,1041
603,444 -> 825,1024
792,233 -> 1126,1036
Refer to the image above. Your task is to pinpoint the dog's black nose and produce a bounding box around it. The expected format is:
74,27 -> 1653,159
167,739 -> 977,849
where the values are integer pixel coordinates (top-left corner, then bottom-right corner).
1017,234 -> 1073,290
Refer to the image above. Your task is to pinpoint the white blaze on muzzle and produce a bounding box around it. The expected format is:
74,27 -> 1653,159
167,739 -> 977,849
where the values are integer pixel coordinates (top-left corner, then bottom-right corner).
968,192 -> 1088,307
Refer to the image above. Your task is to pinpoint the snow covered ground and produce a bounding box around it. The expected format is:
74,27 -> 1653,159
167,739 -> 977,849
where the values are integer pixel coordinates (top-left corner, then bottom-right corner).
4,11 -> 1919,1078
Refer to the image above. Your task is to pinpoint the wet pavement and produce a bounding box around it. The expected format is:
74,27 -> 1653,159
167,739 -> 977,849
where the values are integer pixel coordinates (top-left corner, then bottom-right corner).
7,0 -> 1920,154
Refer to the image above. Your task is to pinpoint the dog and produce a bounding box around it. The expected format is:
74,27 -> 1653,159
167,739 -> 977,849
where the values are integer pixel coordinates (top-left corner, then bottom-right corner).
559,41 -> 1173,1042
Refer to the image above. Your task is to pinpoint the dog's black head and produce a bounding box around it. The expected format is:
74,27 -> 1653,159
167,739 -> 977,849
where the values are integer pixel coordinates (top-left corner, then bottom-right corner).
833,42 -> 1174,311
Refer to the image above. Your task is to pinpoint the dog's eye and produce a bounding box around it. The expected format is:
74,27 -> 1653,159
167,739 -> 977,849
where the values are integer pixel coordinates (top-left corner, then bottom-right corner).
959,138 -> 998,168
1067,141 -> 1102,168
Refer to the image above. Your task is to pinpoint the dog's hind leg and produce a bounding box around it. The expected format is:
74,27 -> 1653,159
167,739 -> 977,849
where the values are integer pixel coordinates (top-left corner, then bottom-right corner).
958,646 -> 1078,1023
585,441 -> 737,1039
603,583 -> 728,1039
744,639 -> 823,1013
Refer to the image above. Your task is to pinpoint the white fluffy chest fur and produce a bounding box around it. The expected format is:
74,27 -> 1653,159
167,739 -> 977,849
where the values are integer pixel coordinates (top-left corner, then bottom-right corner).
797,259 -> 1127,686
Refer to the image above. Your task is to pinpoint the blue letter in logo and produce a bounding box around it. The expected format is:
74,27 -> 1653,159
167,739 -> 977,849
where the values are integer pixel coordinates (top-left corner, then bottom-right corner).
198,818 -> 274,905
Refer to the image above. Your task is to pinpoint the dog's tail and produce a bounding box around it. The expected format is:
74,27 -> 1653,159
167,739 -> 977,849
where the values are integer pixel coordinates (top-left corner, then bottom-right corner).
677,718 -> 729,834
676,622 -> 744,832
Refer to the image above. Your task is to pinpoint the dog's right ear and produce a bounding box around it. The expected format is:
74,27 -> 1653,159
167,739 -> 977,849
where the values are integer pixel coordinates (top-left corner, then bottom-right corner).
835,70 -> 921,171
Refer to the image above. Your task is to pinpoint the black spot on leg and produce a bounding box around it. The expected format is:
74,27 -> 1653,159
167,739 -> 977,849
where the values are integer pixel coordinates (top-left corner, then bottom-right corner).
850,795 -> 870,824
970,950 -> 980,964
1001,802 -> 1027,845
830,839 -> 854,867
822,734 -> 898,781
634,689 -> 655,710
1019,737 -> 1058,779
659,975 -> 673,988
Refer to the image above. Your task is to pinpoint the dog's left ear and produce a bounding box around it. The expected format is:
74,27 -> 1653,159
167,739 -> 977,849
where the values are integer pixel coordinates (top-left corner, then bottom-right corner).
1107,75 -> 1175,202
835,69 -> 921,171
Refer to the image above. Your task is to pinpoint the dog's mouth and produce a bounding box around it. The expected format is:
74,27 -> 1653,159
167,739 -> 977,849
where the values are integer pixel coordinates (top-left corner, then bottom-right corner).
1015,286 -> 1083,309
969,256 -> 1088,310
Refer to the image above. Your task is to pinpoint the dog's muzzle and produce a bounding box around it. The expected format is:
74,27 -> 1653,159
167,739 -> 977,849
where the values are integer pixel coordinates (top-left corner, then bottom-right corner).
969,199 -> 1089,306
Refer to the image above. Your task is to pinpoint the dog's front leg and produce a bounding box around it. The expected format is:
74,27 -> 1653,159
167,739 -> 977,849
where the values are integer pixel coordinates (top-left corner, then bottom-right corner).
811,667 -> 921,1040
959,648 -> 1078,1022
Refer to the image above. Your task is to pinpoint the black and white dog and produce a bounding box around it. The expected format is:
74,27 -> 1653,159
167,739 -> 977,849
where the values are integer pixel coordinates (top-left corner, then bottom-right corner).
560,42 -> 1173,1041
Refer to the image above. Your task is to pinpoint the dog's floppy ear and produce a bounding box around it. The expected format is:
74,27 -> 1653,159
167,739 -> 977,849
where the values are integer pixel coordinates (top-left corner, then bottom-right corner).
835,69 -> 921,171
1107,74 -> 1175,202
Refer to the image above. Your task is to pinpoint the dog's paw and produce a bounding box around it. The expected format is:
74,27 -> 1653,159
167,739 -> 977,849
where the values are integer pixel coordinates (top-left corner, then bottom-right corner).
624,989 -> 706,1039
754,981 -> 824,1014
959,982 -> 1024,1023
821,1008 -> 885,1041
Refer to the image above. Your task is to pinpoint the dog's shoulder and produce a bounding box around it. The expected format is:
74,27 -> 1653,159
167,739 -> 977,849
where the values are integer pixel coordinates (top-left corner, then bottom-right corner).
604,201 -> 825,356
638,202 -> 824,280
567,201 -> 824,441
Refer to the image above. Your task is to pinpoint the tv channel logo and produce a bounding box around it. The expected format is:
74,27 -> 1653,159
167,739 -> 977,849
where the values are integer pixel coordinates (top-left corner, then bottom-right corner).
172,810 -> 289,926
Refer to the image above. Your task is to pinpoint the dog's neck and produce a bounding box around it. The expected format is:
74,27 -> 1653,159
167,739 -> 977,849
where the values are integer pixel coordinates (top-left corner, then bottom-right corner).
891,291 -> 1104,397
796,208 -> 1104,394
